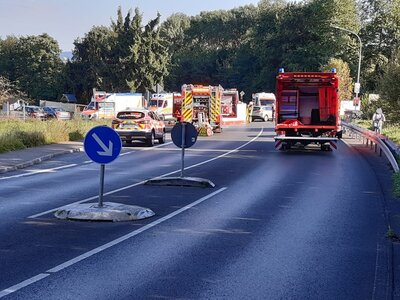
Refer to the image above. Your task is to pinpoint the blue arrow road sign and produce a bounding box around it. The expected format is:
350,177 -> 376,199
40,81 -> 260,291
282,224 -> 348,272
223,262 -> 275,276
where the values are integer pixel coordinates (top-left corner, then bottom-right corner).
84,126 -> 122,164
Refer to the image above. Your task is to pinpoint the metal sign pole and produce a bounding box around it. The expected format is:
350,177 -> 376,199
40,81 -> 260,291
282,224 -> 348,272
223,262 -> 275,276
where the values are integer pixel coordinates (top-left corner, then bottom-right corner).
98,164 -> 105,207
180,122 -> 186,177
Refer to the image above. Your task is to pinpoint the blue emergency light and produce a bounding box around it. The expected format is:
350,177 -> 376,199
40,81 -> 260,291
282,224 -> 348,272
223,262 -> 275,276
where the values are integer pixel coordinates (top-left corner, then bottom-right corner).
278,68 -> 285,73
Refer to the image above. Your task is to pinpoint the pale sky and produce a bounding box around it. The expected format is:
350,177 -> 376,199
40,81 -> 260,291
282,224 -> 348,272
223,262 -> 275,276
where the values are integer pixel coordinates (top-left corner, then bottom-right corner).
0,0 -> 262,51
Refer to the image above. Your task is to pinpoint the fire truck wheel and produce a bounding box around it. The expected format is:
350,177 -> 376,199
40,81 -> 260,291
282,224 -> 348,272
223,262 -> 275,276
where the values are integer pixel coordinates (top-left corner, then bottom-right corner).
146,132 -> 155,147
321,144 -> 331,151
158,132 -> 166,144
281,143 -> 290,151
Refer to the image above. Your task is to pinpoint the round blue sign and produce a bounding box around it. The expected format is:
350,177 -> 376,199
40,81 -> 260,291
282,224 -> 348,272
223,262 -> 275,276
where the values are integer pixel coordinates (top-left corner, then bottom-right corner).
84,126 -> 122,164
171,122 -> 198,148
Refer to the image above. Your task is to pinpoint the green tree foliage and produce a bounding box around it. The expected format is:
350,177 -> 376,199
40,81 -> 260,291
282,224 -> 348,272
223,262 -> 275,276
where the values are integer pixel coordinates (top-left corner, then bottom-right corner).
69,7 -> 169,99
0,34 -> 64,101
127,12 -> 169,92
164,6 -> 258,95
359,0 -> 400,92
321,58 -> 354,101
0,76 -> 29,106
252,0 -> 358,90
377,49 -> 400,122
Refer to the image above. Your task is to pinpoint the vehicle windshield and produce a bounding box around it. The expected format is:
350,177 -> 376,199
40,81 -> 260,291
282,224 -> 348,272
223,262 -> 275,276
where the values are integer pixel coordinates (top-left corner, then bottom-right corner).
261,106 -> 273,110
86,101 -> 98,110
259,99 -> 275,106
117,111 -> 145,119
149,100 -> 163,107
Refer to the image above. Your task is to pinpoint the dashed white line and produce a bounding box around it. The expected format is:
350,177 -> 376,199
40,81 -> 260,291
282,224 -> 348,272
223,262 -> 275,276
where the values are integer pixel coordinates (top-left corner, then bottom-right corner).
0,164 -> 77,180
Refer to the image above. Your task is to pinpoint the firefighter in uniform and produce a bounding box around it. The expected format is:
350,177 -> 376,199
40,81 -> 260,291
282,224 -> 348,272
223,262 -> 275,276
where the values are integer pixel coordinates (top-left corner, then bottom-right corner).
246,101 -> 254,123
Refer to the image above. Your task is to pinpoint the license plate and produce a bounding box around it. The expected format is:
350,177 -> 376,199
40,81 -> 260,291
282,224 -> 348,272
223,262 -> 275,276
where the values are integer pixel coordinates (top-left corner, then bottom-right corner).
121,123 -> 138,129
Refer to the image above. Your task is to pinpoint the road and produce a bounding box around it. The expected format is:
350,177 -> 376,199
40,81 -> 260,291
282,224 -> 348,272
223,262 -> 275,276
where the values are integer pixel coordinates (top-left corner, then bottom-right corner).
0,122 -> 391,299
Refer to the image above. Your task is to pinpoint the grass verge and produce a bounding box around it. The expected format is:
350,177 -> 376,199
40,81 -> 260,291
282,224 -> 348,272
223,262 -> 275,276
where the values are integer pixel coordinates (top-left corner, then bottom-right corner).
0,118 -> 111,153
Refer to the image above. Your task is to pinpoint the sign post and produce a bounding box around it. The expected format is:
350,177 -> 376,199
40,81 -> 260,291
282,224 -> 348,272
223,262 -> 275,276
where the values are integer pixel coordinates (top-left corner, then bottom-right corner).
84,126 -> 122,207
145,122 -> 214,187
240,91 -> 245,101
181,122 -> 186,177
54,125 -> 155,222
170,122 -> 198,177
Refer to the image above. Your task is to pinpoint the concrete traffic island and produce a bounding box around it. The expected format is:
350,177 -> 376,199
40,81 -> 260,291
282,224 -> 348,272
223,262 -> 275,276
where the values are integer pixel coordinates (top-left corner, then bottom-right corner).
54,202 -> 155,222
144,176 -> 215,188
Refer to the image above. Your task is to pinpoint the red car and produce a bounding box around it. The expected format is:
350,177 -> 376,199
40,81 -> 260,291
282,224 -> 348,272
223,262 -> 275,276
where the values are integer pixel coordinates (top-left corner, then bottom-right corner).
112,109 -> 166,146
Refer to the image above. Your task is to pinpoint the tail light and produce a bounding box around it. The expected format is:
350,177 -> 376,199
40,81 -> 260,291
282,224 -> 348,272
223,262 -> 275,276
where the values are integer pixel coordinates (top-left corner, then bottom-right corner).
111,119 -> 121,128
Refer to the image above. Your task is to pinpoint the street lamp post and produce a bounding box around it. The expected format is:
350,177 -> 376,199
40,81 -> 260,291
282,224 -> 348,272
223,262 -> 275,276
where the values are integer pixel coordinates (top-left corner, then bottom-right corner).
331,25 -> 362,107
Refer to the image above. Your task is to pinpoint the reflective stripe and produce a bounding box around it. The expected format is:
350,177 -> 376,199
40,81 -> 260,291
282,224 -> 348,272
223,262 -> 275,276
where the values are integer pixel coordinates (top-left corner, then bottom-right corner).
182,91 -> 193,121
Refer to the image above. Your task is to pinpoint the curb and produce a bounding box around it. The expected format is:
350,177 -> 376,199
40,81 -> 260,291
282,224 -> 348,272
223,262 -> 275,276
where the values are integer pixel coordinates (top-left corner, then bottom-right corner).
0,147 -> 83,174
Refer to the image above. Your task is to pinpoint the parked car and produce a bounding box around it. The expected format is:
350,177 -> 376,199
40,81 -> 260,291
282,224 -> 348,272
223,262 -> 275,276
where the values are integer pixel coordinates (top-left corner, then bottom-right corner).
14,105 -> 46,120
251,105 -> 274,122
111,109 -> 166,146
43,107 -> 72,120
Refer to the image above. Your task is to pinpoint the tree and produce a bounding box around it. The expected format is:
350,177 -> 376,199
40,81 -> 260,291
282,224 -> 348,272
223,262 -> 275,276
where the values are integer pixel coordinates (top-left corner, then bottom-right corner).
359,0 -> 400,92
68,7 -> 170,97
321,58 -> 354,101
376,49 -> 400,122
0,34 -> 64,101
127,12 -> 170,93
0,76 -> 29,106
164,5 -> 257,93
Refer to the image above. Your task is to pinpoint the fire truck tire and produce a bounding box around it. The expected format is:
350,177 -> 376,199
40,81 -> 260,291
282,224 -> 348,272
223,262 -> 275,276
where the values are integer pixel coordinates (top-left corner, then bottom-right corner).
146,131 -> 155,147
321,144 -> 331,151
158,131 -> 166,144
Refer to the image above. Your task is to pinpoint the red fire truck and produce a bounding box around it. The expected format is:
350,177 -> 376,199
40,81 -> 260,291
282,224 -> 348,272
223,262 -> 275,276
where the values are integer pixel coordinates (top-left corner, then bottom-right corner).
274,68 -> 341,151
174,84 -> 223,136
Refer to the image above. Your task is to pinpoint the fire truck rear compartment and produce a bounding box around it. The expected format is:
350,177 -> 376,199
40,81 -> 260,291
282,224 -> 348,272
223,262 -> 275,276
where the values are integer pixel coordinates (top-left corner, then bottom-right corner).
278,86 -> 337,127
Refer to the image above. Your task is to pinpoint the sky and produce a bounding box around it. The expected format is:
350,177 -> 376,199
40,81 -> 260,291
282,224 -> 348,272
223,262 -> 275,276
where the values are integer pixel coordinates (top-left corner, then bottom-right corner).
0,0 -> 262,52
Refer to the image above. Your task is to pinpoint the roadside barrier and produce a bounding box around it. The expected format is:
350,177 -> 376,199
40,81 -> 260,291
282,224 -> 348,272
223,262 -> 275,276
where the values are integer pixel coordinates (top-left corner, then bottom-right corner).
342,121 -> 399,173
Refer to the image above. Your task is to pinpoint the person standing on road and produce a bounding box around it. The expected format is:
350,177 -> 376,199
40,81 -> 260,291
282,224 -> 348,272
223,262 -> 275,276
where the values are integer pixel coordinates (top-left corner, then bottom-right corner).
372,108 -> 385,134
246,101 -> 254,123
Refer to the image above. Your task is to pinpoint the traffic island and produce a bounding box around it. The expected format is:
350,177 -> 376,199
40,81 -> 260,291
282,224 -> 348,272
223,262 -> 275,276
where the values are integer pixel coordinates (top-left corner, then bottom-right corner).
54,202 -> 155,222
145,176 -> 215,188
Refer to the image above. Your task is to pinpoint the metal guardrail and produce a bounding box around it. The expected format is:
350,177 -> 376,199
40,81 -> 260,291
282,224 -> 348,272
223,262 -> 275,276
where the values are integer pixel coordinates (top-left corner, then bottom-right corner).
342,121 -> 399,173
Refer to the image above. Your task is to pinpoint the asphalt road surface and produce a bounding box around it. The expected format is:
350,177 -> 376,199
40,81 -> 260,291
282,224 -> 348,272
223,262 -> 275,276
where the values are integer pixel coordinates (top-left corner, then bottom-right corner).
0,122 -> 391,299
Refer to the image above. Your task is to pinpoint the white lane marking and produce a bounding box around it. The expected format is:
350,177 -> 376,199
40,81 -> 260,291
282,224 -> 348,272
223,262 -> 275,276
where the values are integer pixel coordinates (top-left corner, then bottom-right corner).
119,151 -> 134,156
1,188 -> 227,298
28,129 -> 263,219
0,141 -> 173,181
0,164 -> 77,181
148,148 -> 257,153
0,273 -> 50,298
